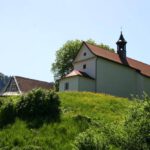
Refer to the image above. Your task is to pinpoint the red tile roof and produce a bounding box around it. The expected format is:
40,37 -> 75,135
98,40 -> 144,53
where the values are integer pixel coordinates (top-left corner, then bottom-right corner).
15,76 -> 54,93
65,70 -> 94,80
84,42 -> 150,77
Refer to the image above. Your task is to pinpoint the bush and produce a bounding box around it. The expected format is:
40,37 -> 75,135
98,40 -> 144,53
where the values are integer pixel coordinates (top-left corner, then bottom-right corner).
16,89 -> 61,121
0,101 -> 16,127
73,128 -> 109,150
121,96 -> 150,150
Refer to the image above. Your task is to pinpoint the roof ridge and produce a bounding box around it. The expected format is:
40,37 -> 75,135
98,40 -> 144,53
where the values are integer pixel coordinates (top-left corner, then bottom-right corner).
85,41 -> 150,67
82,41 -> 150,77
84,41 -> 116,54
14,76 -> 52,84
127,57 -> 150,67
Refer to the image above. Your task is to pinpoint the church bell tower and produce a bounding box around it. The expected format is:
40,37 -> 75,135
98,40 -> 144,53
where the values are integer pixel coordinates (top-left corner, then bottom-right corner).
116,32 -> 127,60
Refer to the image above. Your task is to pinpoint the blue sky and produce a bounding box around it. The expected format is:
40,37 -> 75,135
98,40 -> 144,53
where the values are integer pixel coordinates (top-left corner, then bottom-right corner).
0,0 -> 150,82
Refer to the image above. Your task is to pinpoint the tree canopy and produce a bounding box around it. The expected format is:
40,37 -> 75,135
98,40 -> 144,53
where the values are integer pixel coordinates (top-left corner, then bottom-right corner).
0,73 -> 9,92
51,39 -> 115,80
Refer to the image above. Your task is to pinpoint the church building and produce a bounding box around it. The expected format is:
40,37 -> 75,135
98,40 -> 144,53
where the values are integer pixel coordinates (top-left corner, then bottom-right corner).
59,33 -> 150,97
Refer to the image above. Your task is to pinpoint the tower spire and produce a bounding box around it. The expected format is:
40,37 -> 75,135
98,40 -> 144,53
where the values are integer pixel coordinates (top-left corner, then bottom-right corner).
116,32 -> 127,59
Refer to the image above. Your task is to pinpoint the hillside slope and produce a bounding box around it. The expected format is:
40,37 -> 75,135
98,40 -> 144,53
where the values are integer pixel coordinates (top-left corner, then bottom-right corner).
0,92 -> 134,150
60,92 -> 132,122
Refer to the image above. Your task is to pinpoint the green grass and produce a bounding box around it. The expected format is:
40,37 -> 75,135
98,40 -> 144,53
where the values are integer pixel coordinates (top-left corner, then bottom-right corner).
0,92 -> 134,150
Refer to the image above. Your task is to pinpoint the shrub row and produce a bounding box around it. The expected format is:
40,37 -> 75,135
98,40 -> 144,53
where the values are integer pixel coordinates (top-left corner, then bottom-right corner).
0,89 -> 61,127
0,101 -> 16,126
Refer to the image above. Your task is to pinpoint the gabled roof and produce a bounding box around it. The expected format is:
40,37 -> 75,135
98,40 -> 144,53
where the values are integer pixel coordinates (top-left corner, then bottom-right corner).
65,70 -> 94,80
83,42 -> 150,78
14,76 -> 54,93
3,76 -> 54,95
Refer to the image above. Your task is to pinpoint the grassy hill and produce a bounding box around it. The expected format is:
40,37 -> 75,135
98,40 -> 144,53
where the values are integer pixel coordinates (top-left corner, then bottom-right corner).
0,92 -> 134,150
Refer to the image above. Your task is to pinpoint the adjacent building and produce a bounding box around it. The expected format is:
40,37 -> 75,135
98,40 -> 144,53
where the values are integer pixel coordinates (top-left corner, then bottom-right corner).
59,33 -> 150,97
2,76 -> 54,95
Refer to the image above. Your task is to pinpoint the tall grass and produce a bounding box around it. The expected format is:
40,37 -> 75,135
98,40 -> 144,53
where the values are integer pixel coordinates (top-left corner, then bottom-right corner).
0,92 -> 134,149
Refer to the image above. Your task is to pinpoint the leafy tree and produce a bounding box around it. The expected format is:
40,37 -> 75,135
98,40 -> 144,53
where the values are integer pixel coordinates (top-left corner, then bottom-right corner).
51,39 -> 115,80
0,73 -> 10,92
52,40 -> 81,80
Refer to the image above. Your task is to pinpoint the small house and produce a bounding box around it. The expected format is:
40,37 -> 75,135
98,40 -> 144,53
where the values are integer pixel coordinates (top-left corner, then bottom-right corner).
2,76 -> 54,95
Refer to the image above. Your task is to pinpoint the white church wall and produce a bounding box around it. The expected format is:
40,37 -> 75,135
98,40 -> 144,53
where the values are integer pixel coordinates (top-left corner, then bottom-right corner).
59,77 -> 79,91
78,77 -> 95,92
96,58 -> 138,97
143,76 -> 150,96
136,73 -> 144,96
74,44 -> 95,62
74,58 -> 96,78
